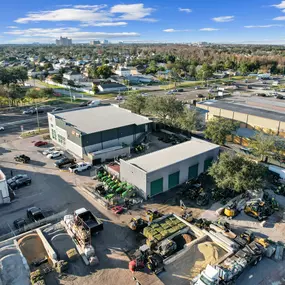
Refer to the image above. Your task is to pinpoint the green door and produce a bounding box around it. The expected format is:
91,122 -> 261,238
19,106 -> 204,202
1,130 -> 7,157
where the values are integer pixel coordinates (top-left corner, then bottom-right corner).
204,158 -> 213,171
150,178 -> 163,196
188,164 -> 199,180
168,171 -> 180,189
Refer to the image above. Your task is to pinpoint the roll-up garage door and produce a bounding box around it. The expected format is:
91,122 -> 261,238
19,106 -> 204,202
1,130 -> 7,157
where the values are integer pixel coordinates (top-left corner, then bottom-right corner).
188,164 -> 199,180
168,171 -> 180,189
150,178 -> 163,196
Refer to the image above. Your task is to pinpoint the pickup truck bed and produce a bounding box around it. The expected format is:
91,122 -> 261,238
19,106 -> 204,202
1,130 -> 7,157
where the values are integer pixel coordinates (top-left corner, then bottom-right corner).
76,210 -> 103,234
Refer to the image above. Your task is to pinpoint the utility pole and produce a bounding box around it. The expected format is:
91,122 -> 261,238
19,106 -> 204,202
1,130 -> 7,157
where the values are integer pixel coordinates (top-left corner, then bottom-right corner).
35,101 -> 40,131
69,86 -> 72,102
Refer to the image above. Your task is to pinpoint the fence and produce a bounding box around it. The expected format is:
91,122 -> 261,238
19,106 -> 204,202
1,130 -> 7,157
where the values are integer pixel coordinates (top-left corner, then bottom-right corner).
45,80 -> 95,95
0,209 -> 67,242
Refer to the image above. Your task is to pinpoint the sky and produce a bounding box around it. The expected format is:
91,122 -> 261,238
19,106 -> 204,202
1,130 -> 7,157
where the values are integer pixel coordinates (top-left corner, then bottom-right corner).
1,0 -> 285,44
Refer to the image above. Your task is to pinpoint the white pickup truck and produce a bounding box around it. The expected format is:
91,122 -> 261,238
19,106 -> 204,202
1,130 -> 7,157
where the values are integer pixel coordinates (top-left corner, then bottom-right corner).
69,162 -> 92,174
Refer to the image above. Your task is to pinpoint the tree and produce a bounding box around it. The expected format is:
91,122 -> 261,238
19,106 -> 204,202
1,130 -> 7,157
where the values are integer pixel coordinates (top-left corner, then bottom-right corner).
176,108 -> 201,131
249,133 -> 276,162
197,63 -> 213,81
208,152 -> 267,192
125,93 -> 146,114
204,118 -> 238,145
94,65 -> 112,79
146,96 -> 184,124
50,74 -> 63,84
25,88 -> 43,101
12,67 -> 28,85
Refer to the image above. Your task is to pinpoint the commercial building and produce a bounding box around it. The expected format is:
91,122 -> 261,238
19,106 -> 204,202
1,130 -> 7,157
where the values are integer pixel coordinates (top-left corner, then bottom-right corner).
197,100 -> 285,138
55,36 -> 72,46
0,169 -> 10,204
48,105 -> 152,158
90,40 -> 100,45
120,138 -> 219,199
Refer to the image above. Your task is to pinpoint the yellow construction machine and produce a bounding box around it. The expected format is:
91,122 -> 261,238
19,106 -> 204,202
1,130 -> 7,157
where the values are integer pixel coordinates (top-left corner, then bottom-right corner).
224,201 -> 239,217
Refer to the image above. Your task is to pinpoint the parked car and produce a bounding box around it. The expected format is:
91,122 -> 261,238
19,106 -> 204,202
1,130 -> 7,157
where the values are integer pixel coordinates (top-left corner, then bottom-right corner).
51,107 -> 63,113
46,151 -> 63,159
196,94 -> 204,98
13,218 -> 27,230
0,126 -> 4,131
166,91 -> 174,95
54,157 -> 76,168
42,147 -> 57,155
34,141 -> 48,147
23,108 -> 35,115
14,154 -> 30,163
275,94 -> 285,100
280,89 -> 285,92
69,162 -> 92,174
8,175 -> 31,190
7,174 -> 28,184
256,93 -> 266,97
27,207 -> 45,222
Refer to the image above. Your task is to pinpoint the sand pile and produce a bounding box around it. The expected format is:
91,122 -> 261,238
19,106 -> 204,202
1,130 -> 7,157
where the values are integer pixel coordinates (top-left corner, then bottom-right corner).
189,242 -> 223,278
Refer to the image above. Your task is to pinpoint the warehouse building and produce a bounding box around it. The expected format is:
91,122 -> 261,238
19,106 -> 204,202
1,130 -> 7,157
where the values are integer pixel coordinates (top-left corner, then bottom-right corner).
197,100 -> 285,138
120,138 -> 219,199
48,105 -> 152,159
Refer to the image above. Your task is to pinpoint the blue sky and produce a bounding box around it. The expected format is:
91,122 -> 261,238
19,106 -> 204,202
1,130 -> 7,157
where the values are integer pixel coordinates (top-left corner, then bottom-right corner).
1,0 -> 285,44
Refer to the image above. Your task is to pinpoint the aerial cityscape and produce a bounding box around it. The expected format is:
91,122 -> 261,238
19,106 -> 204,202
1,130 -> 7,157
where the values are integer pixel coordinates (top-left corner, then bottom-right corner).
0,1 -> 285,285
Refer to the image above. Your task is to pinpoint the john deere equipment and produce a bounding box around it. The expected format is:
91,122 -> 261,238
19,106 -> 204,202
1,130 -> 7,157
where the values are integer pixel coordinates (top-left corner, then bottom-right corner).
129,216 -> 148,231
224,201 -> 239,217
244,200 -> 272,221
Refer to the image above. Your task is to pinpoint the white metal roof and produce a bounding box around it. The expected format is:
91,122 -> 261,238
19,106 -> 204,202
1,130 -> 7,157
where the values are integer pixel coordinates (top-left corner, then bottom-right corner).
53,105 -> 151,134
126,138 -> 219,173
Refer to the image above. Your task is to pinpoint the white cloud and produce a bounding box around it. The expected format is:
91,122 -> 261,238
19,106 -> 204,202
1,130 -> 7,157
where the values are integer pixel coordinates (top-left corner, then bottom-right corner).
163,28 -> 192,33
81,22 -> 128,27
179,8 -> 192,13
4,27 -> 139,41
200,28 -> 219,31
110,4 -> 156,21
15,8 -> 110,24
73,5 -> 107,10
14,4 -> 156,24
273,16 -> 285,20
212,16 -> 234,22
6,26 -> 18,29
272,1 -> 285,9
244,24 -> 283,28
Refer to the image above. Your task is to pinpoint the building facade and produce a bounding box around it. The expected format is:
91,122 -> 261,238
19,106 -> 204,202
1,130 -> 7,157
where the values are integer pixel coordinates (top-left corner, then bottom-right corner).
120,139 -> 219,199
48,105 -> 152,158
197,100 -> 285,138
55,37 -> 72,46
0,170 -> 10,204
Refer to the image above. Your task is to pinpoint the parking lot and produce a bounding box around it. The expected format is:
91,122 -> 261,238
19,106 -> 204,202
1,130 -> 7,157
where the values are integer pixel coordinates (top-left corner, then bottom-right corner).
0,134 -> 140,285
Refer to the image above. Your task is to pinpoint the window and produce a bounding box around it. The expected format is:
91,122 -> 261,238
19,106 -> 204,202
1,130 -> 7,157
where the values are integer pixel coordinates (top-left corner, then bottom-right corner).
58,134 -> 66,146
51,129 -> 57,140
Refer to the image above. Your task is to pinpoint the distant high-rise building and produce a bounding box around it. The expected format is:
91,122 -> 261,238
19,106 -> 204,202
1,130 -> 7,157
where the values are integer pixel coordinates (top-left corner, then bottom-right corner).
101,39 -> 109,44
90,40 -> 100,45
55,36 -> 72,46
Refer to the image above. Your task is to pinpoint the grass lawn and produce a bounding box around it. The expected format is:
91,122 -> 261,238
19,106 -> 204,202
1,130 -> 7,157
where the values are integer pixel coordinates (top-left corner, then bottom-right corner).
21,128 -> 49,138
